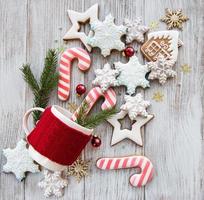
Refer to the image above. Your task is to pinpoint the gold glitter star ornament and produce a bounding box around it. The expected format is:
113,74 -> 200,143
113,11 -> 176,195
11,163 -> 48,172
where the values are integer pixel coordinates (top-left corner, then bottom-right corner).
161,8 -> 189,30
67,158 -> 89,182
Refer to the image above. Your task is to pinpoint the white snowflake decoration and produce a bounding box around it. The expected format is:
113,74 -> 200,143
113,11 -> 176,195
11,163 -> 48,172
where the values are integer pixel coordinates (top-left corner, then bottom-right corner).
92,63 -> 119,92
3,139 -> 39,181
38,170 -> 68,198
124,17 -> 149,44
147,54 -> 177,85
114,55 -> 150,95
87,14 -> 127,57
121,93 -> 150,120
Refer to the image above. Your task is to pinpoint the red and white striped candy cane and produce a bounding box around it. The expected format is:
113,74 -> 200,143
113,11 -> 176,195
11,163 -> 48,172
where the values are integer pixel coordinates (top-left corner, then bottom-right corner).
96,155 -> 154,187
71,87 -> 117,121
58,47 -> 91,101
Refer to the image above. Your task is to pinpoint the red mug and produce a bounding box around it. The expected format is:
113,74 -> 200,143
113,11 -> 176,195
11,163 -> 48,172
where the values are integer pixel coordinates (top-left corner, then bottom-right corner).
23,105 -> 92,171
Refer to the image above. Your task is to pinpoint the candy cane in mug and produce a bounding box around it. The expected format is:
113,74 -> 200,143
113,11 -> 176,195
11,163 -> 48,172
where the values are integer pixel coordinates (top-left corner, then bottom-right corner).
96,155 -> 154,187
58,47 -> 91,101
71,87 -> 117,121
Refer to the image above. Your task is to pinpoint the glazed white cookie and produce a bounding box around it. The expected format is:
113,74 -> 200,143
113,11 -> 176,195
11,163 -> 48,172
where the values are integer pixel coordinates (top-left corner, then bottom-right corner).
87,14 -> 127,57
114,55 -> 150,95
92,63 -> 119,92
121,93 -> 151,120
107,110 -> 154,146
124,17 -> 149,44
147,54 -> 177,85
63,4 -> 99,51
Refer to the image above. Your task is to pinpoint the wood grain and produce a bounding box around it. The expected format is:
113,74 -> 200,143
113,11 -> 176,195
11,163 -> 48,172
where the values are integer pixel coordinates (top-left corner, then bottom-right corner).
0,0 -> 203,199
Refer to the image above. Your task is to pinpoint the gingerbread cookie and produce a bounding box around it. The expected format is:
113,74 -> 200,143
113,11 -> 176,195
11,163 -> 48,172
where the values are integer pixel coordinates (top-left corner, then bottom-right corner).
87,14 -> 127,57
63,4 -> 99,51
141,30 -> 182,64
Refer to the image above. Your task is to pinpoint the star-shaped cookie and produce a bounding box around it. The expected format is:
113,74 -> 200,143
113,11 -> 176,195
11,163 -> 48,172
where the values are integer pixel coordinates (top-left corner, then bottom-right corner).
124,18 -> 149,44
114,55 -> 150,95
63,4 -> 98,51
3,139 -> 39,181
161,8 -> 189,30
38,170 -> 68,198
87,14 -> 127,57
107,110 -> 154,146
147,54 -> 176,85
92,63 -> 119,92
121,93 -> 150,120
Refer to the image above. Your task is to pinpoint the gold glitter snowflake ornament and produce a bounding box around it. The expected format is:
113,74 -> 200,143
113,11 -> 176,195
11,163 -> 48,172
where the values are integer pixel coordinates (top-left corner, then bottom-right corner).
161,8 -> 189,30
67,159 -> 89,182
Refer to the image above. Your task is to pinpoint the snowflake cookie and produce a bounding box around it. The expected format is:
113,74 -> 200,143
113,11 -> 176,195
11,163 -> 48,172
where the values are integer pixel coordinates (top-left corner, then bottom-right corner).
114,55 -> 150,95
147,54 -> 176,85
87,14 -> 127,57
92,63 -> 119,92
124,18 -> 149,44
38,170 -> 68,198
121,93 -> 150,120
3,139 -> 39,181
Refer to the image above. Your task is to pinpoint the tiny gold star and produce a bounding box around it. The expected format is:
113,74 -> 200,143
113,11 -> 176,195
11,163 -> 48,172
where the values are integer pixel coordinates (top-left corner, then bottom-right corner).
181,64 -> 191,73
149,21 -> 159,30
152,91 -> 164,102
67,159 -> 89,182
161,8 -> 189,30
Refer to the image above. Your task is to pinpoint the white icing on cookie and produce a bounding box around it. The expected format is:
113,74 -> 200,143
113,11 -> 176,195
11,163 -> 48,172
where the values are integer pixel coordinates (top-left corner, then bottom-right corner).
87,14 -> 126,57
124,17 -> 149,44
92,63 -> 119,92
114,55 -> 150,95
63,4 -> 98,51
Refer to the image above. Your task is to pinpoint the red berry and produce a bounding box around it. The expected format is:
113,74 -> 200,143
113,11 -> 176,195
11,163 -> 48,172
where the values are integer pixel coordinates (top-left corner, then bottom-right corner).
124,46 -> 135,57
76,84 -> 86,95
91,135 -> 101,147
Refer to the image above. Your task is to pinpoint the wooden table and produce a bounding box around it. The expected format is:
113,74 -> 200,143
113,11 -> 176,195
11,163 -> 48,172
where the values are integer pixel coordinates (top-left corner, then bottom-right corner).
0,0 -> 204,199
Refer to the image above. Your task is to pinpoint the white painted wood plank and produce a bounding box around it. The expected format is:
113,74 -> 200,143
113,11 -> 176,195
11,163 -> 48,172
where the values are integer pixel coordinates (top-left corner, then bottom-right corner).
0,0 -> 27,199
24,0 -> 86,199
84,1 -> 145,200
144,0 -> 204,199
0,0 -> 203,199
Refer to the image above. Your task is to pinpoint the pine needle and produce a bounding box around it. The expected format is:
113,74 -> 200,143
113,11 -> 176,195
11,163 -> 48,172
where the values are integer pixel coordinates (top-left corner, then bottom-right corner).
76,100 -> 117,129
20,49 -> 59,123
82,107 -> 117,129
20,64 -> 39,94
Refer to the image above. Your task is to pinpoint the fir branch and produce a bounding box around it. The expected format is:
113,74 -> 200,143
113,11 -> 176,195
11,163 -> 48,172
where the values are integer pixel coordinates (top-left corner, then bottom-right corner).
21,49 -> 59,123
81,107 -> 117,129
76,100 -> 117,129
75,101 -> 89,126
20,64 -> 39,94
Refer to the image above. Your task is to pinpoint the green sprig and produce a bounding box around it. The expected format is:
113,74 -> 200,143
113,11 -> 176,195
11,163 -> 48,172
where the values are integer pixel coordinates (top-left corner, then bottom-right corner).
76,101 -> 117,129
20,49 -> 59,123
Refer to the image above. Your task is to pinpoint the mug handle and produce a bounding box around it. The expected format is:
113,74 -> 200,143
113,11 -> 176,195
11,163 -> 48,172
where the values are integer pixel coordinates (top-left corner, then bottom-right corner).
23,107 -> 45,136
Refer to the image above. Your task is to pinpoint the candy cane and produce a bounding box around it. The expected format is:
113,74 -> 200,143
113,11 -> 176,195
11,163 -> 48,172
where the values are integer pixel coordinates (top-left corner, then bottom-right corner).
58,47 -> 91,101
71,87 -> 117,121
96,155 -> 154,187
